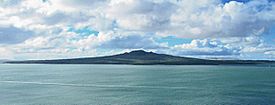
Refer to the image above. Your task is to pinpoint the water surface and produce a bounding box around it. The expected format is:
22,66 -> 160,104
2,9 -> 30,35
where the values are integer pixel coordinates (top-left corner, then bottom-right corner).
0,64 -> 274,105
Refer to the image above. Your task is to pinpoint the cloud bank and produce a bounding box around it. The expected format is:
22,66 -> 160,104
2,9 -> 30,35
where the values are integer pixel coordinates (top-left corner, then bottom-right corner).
0,0 -> 274,60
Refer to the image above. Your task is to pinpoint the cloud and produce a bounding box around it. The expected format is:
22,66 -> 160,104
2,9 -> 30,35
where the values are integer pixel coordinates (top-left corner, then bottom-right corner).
265,51 -> 275,56
106,0 -> 177,31
0,0 -> 274,60
2,0 -> 275,38
173,39 -> 240,56
0,0 -> 22,7
0,47 -> 13,59
0,26 -> 34,44
161,0 -> 275,38
48,0 -> 107,10
41,11 -> 90,25
100,34 -> 167,49
3,0 -> 275,38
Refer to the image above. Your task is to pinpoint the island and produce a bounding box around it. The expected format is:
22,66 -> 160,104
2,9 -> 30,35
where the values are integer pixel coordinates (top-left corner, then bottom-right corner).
5,50 -> 275,65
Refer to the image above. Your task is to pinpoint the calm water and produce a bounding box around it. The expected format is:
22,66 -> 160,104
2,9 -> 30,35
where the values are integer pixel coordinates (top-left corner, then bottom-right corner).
0,64 -> 274,105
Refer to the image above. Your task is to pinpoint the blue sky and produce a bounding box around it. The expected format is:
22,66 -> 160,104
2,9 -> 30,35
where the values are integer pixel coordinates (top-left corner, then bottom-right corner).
0,0 -> 274,60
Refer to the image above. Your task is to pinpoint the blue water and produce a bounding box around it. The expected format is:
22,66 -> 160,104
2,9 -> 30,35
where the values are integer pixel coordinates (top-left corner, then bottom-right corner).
0,64 -> 274,105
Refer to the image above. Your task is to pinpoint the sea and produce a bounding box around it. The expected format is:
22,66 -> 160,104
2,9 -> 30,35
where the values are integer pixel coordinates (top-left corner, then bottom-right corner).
0,64 -> 274,105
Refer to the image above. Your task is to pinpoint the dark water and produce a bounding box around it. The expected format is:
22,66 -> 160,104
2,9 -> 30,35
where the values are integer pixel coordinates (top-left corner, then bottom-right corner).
0,64 -> 274,105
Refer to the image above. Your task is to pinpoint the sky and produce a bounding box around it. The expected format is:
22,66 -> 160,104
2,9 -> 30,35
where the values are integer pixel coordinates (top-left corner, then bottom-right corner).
0,0 -> 274,60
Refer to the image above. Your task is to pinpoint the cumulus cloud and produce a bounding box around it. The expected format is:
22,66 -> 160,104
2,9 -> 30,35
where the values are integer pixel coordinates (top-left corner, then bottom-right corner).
173,39 -> 240,56
48,0 -> 107,10
162,0 -> 275,38
0,0 -> 274,60
106,0 -> 177,31
100,34 -> 167,49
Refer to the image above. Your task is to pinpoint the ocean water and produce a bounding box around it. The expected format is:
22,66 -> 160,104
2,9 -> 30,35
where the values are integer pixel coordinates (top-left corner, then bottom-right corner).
0,64 -> 274,105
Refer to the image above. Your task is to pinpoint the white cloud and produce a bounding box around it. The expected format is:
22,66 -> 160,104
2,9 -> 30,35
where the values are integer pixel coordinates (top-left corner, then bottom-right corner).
163,0 -> 275,38
48,0 -> 107,11
173,39 -> 240,56
0,47 -> 13,59
265,51 -> 275,56
106,0 -> 176,31
2,0 -> 275,38
0,0 -> 274,60
100,34 -> 167,49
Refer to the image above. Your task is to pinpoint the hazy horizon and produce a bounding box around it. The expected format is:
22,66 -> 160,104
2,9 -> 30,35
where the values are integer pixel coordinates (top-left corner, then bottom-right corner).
1,50 -> 275,61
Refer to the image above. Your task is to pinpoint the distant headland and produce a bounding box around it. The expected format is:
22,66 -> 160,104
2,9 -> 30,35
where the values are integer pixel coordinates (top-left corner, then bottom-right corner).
5,50 -> 275,65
